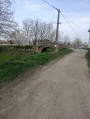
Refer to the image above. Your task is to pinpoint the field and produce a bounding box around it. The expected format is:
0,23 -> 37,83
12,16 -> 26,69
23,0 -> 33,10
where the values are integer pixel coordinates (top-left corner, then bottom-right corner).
0,46 -> 73,84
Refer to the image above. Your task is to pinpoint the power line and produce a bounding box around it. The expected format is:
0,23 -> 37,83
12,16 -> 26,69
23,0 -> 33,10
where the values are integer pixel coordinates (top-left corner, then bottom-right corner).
42,0 -> 59,11
42,0 -> 61,52
61,13 -> 87,32
61,12 -> 79,36
62,8 -> 90,12
42,0 -> 90,13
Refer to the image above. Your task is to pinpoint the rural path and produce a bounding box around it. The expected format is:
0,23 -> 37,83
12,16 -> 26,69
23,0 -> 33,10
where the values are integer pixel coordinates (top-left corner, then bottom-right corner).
0,49 -> 90,119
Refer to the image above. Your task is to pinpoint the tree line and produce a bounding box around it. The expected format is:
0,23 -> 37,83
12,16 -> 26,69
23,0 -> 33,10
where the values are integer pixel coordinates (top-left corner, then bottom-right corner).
0,0 -> 88,48
0,0 -> 57,46
10,19 -> 56,46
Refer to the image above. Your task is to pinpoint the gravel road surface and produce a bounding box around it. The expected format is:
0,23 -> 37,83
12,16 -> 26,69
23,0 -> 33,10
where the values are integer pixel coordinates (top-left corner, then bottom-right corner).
0,49 -> 90,119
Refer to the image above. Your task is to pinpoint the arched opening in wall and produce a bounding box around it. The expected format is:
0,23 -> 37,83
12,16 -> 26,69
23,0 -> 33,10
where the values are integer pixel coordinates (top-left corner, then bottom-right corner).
41,47 -> 55,52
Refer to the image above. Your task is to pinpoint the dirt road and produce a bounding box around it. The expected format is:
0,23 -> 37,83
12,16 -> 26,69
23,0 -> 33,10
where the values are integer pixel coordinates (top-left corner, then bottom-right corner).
0,49 -> 90,119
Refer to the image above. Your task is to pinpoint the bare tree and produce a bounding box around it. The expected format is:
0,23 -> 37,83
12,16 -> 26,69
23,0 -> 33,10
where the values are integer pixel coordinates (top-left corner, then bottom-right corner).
22,18 -> 33,37
10,29 -> 29,46
32,20 -> 40,46
38,22 -> 47,40
33,22 -> 56,42
0,0 -> 17,37
74,38 -> 82,48
22,19 -> 40,46
22,19 -> 56,46
43,23 -> 56,41
64,35 -> 70,45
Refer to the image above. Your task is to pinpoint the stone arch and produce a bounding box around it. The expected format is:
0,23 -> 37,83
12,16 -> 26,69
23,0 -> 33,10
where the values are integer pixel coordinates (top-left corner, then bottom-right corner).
41,47 -> 54,52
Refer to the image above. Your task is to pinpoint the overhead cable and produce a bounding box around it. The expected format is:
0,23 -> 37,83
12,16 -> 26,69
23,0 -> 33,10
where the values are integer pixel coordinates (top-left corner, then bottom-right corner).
61,12 -> 79,36
42,0 -> 59,11
62,8 -> 90,12
61,13 -> 87,32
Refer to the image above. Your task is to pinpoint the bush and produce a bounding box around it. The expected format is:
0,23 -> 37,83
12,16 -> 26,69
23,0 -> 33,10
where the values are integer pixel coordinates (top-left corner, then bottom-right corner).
13,45 -> 34,49
24,45 -> 33,49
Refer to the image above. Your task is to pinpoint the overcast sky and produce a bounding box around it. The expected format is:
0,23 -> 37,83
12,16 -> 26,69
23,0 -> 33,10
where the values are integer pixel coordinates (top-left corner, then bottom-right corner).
12,0 -> 90,42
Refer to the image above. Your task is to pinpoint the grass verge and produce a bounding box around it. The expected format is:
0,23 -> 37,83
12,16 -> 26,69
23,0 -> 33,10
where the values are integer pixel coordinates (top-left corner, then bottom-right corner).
0,48 -> 72,84
86,48 -> 90,68
0,45 -> 36,63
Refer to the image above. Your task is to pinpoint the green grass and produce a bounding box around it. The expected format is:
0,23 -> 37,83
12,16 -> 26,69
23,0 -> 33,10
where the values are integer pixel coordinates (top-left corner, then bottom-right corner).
0,45 -> 36,63
86,48 -> 90,68
0,47 -> 72,84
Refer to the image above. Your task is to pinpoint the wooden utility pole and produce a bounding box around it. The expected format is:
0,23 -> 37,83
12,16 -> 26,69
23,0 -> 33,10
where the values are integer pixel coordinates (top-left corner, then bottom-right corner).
55,9 -> 60,52
88,28 -> 90,48
42,0 -> 61,52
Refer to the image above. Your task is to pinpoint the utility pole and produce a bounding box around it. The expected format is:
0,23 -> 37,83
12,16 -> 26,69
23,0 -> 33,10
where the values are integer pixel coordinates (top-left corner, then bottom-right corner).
42,0 -> 60,52
88,28 -> 90,48
55,9 -> 60,52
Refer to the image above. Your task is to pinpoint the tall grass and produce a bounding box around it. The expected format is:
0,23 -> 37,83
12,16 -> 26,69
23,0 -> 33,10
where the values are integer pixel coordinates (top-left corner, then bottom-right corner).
0,45 -> 36,63
0,48 -> 72,84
